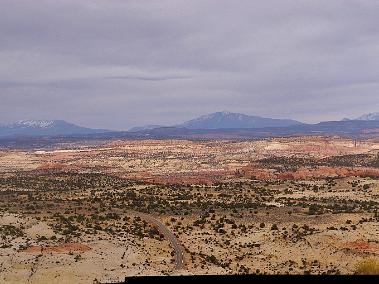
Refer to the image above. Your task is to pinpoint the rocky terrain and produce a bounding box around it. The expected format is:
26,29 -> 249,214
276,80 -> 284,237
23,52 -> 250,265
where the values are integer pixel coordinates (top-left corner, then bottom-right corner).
0,136 -> 379,282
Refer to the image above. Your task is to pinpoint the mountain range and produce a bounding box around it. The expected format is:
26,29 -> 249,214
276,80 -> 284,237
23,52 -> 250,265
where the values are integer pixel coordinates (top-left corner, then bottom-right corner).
131,111 -> 379,132
356,112 -> 379,121
0,120 -> 110,138
129,111 -> 303,131
342,112 -> 379,122
176,111 -> 303,129
1,111 -> 379,140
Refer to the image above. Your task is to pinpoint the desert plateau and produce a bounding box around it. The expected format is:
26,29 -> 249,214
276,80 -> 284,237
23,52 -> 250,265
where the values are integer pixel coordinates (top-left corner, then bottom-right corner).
1,136 -> 379,282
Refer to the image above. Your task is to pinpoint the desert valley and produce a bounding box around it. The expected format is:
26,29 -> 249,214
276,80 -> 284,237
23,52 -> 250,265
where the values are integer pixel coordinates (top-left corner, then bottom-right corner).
1,136 -> 379,282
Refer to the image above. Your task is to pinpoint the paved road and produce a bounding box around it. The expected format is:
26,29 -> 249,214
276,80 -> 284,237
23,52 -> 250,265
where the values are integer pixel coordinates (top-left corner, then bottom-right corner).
127,210 -> 185,270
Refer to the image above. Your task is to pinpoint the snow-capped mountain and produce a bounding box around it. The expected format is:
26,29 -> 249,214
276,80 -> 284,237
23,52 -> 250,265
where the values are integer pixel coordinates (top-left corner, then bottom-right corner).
7,120 -> 56,128
175,111 -> 303,129
0,120 -> 110,138
356,112 -> 379,121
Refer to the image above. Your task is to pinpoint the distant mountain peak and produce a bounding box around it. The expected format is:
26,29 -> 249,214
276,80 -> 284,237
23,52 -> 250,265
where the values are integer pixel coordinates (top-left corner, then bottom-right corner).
176,111 -> 303,129
219,110 -> 232,115
12,120 -> 56,128
0,119 -> 110,138
128,111 -> 303,132
357,112 -> 379,121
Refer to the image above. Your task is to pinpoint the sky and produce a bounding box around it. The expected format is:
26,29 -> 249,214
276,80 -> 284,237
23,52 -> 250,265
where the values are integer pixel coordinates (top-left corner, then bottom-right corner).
1,0 -> 379,130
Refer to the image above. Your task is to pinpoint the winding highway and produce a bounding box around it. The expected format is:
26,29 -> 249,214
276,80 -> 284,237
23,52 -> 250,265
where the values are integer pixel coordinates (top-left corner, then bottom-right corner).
127,210 -> 185,270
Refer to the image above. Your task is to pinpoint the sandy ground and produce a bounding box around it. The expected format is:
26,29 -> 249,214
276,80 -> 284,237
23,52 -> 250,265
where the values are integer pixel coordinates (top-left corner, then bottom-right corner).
0,213 -> 175,283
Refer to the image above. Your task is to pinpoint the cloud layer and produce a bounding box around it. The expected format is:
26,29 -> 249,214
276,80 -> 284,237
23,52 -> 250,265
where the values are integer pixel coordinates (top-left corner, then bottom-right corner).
1,0 -> 379,129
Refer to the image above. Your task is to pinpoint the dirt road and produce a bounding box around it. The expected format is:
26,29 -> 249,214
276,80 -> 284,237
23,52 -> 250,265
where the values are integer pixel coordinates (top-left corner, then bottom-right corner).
127,211 -> 185,270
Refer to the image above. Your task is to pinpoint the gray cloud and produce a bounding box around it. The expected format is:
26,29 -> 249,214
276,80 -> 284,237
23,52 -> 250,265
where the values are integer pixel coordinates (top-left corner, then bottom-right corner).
0,0 -> 379,129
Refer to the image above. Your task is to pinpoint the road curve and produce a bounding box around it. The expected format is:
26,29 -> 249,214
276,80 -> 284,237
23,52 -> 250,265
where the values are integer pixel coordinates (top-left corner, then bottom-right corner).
127,210 -> 185,270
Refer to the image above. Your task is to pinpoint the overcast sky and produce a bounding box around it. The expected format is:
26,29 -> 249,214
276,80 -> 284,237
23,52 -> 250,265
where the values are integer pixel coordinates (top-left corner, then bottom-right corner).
1,0 -> 379,130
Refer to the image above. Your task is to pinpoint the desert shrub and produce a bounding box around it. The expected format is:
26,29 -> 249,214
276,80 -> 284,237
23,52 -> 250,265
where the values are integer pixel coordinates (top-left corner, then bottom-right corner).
0,225 -> 24,238
355,257 -> 379,275
363,184 -> 370,190
271,224 -> 278,230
